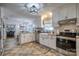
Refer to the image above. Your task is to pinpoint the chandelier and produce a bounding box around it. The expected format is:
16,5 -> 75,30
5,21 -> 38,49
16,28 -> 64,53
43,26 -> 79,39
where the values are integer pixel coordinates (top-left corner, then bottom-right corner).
24,3 -> 43,15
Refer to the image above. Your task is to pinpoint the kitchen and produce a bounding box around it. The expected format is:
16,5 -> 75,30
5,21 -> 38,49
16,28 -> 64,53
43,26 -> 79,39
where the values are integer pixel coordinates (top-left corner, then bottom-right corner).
0,3 -> 79,56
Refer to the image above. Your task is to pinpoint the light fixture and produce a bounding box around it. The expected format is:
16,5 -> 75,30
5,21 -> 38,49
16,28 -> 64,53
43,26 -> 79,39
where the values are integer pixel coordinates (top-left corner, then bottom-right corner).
49,12 -> 52,16
25,3 -> 43,15
41,15 -> 47,20
41,12 -> 52,20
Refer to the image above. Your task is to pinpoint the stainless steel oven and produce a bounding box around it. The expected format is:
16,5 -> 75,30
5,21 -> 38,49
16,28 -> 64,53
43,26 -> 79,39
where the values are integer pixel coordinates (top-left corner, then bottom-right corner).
56,38 -> 76,53
56,32 -> 76,55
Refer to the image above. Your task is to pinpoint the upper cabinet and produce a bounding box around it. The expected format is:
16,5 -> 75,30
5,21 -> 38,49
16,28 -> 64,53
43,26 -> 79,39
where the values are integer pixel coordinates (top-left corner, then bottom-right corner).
67,4 -> 76,19
77,4 -> 79,26
52,4 -> 77,30
59,6 -> 67,20
77,4 -> 79,18
58,4 -> 76,21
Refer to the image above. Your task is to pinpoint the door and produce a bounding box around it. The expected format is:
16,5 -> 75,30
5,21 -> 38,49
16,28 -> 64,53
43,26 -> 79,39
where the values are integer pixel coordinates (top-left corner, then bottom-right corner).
0,18 -> 18,55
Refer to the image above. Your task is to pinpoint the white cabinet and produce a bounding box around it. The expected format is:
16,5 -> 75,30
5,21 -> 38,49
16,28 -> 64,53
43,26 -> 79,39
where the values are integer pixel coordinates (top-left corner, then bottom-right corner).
39,33 -> 56,49
77,4 -> 79,19
40,38 -> 44,45
77,4 -> 79,25
58,4 -> 76,21
52,9 -> 60,26
76,4 -> 79,56
76,36 -> 79,56
39,34 -> 48,46
67,4 -> 76,19
52,4 -> 76,28
20,33 -> 35,44
49,36 -> 56,49
59,7 -> 67,20
44,37 -> 50,47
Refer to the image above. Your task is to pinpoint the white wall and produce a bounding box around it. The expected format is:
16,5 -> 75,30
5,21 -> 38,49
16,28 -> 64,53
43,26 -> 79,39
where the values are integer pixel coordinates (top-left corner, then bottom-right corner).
1,7 -> 41,28
0,7 -> 41,41
0,6 -> 40,26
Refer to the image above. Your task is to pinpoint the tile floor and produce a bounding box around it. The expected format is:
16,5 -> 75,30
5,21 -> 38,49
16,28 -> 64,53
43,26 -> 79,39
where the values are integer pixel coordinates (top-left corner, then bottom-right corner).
2,42 -> 63,56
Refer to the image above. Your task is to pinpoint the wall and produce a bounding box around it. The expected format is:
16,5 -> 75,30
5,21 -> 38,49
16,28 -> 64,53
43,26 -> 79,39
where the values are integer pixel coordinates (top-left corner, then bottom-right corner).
2,7 -> 41,26
0,7 -> 41,35
0,7 -> 41,50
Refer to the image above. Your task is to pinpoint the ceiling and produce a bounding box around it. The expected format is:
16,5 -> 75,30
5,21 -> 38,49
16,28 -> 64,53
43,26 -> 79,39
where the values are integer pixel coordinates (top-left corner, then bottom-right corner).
0,3 -> 65,17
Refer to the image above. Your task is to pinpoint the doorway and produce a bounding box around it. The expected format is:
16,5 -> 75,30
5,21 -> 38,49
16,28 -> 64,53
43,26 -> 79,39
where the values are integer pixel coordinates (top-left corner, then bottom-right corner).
0,18 -> 18,55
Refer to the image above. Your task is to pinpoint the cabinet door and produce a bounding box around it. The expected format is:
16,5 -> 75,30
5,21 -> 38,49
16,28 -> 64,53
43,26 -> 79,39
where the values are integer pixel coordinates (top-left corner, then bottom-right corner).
59,4 -> 76,20
44,37 -> 50,47
20,34 -> 25,44
59,7 -> 67,20
25,34 -> 33,42
32,34 -> 35,41
40,38 -> 45,45
39,36 -> 45,45
77,38 -> 79,56
77,4 -> 79,25
77,4 -> 79,56
48,36 -> 56,49
39,35 -> 49,46
67,4 -> 76,19
39,34 -> 43,44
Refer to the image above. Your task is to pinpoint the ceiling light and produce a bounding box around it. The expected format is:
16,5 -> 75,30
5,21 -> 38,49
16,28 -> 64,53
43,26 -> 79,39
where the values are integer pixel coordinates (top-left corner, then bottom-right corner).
41,15 -> 48,20
43,15 -> 47,18
24,3 -> 43,15
49,12 -> 52,16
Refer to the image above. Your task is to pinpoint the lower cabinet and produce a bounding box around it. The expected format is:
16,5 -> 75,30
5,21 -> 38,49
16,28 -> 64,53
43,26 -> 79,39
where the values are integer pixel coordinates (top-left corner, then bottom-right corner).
39,33 -> 56,49
44,38 -> 49,47
76,36 -> 79,56
20,33 -> 35,44
49,38 -> 56,49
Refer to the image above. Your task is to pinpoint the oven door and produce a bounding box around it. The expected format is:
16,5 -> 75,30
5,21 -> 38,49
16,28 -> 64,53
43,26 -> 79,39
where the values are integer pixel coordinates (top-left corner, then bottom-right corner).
66,40 -> 76,53
56,38 -> 66,50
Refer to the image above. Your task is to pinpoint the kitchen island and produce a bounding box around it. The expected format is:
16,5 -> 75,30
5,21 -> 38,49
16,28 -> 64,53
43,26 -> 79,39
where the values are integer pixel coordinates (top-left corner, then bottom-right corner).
20,32 -> 35,44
